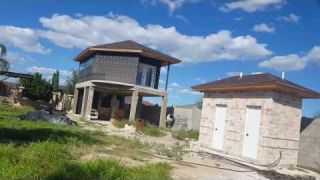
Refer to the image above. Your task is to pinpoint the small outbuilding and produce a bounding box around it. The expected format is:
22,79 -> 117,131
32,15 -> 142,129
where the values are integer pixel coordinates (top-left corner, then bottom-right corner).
192,73 -> 320,166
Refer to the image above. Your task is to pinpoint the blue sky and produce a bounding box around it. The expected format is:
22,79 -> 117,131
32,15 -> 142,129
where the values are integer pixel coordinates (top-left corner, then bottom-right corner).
0,0 -> 319,117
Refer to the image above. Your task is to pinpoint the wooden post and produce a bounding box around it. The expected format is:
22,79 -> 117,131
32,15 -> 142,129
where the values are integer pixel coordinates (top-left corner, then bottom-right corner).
84,86 -> 94,120
159,93 -> 168,128
129,90 -> 139,122
72,88 -> 79,114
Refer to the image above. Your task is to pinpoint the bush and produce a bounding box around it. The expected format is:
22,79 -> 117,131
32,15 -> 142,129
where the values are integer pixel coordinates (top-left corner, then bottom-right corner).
172,130 -> 199,141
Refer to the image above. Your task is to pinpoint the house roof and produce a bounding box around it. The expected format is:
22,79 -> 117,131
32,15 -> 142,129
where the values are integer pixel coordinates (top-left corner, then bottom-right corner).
192,73 -> 320,99
74,40 -> 181,66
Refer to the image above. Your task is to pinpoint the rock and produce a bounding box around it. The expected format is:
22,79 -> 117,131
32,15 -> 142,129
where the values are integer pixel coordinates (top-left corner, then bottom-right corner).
124,124 -> 136,133
23,110 -> 77,125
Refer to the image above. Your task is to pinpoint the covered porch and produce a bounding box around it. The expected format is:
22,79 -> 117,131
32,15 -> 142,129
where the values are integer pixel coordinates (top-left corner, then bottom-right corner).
72,80 -> 168,127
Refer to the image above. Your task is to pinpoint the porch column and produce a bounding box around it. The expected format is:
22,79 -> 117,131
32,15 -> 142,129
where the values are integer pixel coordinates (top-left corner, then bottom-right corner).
84,86 -> 94,120
129,90 -> 139,122
72,88 -> 79,114
81,87 -> 89,118
159,93 -> 168,128
136,96 -> 143,119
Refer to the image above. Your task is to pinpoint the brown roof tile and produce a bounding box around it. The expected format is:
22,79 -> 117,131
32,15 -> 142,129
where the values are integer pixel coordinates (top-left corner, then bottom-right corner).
192,73 -> 320,99
75,40 -> 181,66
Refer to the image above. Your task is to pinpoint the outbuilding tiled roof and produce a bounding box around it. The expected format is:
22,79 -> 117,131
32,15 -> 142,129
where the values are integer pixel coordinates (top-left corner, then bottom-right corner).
192,73 -> 320,99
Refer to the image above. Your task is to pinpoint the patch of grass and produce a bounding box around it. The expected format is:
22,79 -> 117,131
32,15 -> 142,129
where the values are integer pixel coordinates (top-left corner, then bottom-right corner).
112,119 -> 134,128
137,125 -> 166,137
0,141 -> 73,180
0,105 -> 172,179
47,159 -> 172,180
154,142 -> 187,160
171,130 -> 199,141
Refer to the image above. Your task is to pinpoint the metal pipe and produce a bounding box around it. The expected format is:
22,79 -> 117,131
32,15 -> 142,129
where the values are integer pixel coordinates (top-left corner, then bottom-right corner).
165,64 -> 170,91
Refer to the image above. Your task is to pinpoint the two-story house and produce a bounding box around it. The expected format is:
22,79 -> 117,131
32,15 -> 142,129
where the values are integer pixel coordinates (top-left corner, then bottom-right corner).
72,40 -> 181,127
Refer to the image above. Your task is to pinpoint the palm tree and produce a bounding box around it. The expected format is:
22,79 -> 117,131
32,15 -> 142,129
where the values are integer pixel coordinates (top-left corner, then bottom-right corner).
0,43 -> 10,71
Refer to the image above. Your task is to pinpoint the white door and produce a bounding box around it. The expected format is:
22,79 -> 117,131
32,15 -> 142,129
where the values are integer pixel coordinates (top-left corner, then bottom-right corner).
243,106 -> 262,159
213,105 -> 227,150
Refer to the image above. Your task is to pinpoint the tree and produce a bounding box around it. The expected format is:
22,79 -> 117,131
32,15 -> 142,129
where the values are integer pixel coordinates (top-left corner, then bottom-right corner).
20,73 -> 53,102
65,70 -> 78,94
51,70 -> 60,91
0,43 -> 10,71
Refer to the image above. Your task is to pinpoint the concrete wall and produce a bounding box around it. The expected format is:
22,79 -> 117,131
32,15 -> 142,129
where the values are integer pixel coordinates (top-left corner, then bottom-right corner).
173,105 -> 201,130
298,118 -> 320,171
199,91 -> 302,166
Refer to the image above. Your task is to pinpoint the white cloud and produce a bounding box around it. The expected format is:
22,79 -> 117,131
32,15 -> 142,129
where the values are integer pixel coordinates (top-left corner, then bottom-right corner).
0,26 -> 50,54
259,54 -> 307,71
195,77 -> 206,83
253,23 -> 276,33
179,88 -> 202,95
259,46 -> 320,71
143,0 -> 202,15
27,66 -> 72,84
37,13 -> 272,63
306,46 -> 320,65
176,14 -> 188,23
159,79 -> 165,84
220,0 -> 285,12
170,82 -> 180,87
7,52 -> 29,65
226,72 -> 241,77
277,13 -> 300,23
160,67 -> 167,74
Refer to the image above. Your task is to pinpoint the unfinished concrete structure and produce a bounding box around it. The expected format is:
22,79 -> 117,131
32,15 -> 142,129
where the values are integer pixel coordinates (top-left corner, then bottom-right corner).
72,40 -> 180,127
192,73 -> 320,166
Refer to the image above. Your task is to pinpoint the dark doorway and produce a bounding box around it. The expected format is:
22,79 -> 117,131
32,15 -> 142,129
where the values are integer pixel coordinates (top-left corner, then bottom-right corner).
76,88 -> 84,114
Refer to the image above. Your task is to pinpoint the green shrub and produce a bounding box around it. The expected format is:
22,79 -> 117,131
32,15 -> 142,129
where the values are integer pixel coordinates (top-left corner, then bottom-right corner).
172,130 -> 199,141
138,125 -> 166,137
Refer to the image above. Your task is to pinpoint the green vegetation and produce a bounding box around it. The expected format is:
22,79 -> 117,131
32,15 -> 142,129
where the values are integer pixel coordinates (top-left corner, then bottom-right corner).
51,70 -> 60,91
0,105 -> 171,180
0,43 -> 10,71
171,130 -> 199,141
65,69 -> 78,94
137,125 -> 166,137
20,73 -> 53,102
152,142 -> 187,160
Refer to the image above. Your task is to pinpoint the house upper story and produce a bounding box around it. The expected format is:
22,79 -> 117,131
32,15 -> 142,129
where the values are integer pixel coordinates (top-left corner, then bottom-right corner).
74,40 -> 181,89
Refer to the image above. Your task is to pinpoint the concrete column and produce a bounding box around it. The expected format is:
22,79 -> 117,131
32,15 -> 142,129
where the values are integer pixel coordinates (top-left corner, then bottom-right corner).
81,87 -> 88,118
72,88 -> 79,114
136,96 -> 143,119
129,90 -> 139,122
159,93 -> 168,128
84,86 -> 94,120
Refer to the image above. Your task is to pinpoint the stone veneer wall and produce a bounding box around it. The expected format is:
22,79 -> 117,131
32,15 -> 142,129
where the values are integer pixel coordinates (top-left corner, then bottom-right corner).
199,91 -> 302,166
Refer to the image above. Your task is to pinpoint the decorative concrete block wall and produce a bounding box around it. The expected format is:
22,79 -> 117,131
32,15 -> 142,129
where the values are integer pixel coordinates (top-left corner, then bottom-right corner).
199,91 -> 302,166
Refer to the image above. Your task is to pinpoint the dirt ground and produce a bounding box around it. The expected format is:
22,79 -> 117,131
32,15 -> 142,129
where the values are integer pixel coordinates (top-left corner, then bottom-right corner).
69,114 -> 320,180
